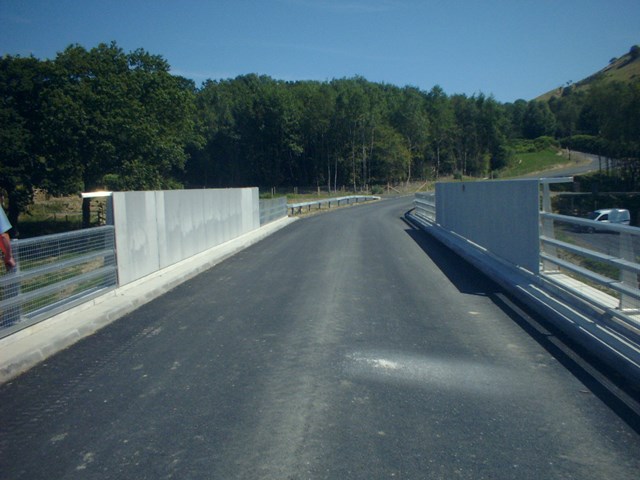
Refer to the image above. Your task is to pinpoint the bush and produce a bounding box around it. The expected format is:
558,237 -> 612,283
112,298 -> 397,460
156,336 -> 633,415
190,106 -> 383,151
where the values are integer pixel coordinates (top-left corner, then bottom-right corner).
510,139 -> 536,153
574,172 -> 628,193
560,135 -> 608,155
509,137 -> 558,154
533,136 -> 559,151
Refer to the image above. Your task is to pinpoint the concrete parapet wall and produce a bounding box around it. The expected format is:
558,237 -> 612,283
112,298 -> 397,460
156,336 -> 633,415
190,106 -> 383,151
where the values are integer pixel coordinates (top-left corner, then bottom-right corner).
436,179 -> 540,273
113,188 -> 259,285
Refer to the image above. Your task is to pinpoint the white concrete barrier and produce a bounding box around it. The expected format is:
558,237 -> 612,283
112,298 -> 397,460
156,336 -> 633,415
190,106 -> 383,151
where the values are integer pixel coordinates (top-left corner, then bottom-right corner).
113,188 -> 259,286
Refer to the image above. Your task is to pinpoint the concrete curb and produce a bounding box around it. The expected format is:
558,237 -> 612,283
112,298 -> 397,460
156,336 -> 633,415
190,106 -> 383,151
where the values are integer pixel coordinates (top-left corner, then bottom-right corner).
0,217 -> 297,385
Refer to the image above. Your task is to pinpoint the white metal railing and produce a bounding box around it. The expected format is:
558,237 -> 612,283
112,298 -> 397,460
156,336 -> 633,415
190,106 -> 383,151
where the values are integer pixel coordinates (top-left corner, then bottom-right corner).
288,195 -> 380,215
413,185 -> 640,333
538,213 -> 640,318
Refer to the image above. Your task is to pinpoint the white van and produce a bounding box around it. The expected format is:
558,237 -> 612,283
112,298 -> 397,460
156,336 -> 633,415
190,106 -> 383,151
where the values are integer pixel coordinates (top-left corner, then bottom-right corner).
587,208 -> 631,230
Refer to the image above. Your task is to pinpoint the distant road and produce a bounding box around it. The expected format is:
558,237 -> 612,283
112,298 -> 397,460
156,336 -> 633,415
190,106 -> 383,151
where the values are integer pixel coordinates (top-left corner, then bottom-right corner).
519,150 -> 601,178
1,197 -> 638,479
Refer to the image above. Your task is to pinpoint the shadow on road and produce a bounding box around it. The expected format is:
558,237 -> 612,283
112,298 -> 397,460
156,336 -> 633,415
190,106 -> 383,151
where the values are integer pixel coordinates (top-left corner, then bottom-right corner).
401,221 -> 500,297
401,215 -> 640,434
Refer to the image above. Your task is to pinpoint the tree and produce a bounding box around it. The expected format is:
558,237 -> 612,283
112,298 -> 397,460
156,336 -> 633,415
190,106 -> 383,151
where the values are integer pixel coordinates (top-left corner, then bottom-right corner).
371,124 -> 411,183
475,94 -> 510,172
0,55 -> 48,229
523,101 -> 556,139
426,86 -> 454,177
392,87 -> 430,182
292,81 -> 336,187
451,94 -> 479,175
331,78 -> 370,191
43,42 -> 199,193
549,91 -> 582,138
504,99 -> 527,139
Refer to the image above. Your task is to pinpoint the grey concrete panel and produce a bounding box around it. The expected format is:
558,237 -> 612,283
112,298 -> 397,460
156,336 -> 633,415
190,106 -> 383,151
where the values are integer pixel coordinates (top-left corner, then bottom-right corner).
113,191 -> 161,286
243,188 -> 260,232
114,188 -> 260,286
161,189 -> 207,268
436,180 -> 540,272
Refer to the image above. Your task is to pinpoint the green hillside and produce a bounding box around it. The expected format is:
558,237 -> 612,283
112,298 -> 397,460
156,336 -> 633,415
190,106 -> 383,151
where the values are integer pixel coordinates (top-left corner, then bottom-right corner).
536,45 -> 640,101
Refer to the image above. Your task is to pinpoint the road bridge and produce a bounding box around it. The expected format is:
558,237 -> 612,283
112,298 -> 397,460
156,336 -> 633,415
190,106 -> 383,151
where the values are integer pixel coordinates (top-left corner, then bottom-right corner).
1,197 -> 639,479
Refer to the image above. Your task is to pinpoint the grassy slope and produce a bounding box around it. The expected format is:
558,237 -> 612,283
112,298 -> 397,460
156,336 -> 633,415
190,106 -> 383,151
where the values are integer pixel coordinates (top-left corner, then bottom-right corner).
499,148 -> 570,177
536,48 -> 639,102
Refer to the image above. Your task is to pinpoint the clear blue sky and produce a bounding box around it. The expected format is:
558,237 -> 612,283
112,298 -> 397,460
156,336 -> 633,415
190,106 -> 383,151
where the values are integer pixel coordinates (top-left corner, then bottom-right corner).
1,0 -> 639,102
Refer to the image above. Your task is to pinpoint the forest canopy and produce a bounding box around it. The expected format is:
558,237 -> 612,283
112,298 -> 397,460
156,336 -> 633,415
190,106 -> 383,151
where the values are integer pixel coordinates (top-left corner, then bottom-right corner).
1,42 -> 639,226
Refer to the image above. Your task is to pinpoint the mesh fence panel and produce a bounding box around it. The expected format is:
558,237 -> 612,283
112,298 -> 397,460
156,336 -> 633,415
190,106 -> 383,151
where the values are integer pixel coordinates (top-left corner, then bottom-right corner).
414,192 -> 436,222
259,197 -> 287,225
0,226 -> 117,336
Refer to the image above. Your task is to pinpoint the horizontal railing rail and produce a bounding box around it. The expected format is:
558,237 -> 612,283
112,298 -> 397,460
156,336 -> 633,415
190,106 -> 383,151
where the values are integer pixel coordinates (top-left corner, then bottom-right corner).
539,212 -> 640,322
412,189 -> 640,338
288,195 -> 380,215
542,212 -> 639,234
539,235 -> 640,276
0,225 -> 117,338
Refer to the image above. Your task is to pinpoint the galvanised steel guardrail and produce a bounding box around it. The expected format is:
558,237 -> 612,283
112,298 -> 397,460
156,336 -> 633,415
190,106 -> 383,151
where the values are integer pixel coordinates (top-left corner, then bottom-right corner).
288,195 -> 380,215
0,226 -> 117,338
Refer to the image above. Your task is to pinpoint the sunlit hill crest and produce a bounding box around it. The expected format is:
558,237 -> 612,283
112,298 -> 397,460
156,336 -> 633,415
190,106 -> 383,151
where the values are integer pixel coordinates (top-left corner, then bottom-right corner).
537,45 -> 640,101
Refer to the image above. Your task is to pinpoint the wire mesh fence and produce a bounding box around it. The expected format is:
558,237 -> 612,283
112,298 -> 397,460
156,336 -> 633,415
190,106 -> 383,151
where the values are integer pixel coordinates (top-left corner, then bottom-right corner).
414,192 -> 436,222
259,197 -> 287,226
0,226 -> 117,337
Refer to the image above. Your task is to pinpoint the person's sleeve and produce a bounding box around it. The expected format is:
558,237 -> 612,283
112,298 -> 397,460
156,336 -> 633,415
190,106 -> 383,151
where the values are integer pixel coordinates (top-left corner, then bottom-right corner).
0,206 -> 12,234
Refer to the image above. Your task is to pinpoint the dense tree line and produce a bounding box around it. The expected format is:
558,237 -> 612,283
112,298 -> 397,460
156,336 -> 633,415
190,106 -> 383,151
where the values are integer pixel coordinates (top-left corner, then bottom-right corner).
1,42 -> 639,227
1,43 -> 200,226
550,79 -> 640,186
186,75 -> 515,190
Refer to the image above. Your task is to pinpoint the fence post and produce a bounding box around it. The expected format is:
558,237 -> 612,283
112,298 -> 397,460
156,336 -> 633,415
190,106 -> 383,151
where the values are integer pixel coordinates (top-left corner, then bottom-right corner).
1,247 -> 21,327
619,231 -> 637,310
540,183 -> 558,273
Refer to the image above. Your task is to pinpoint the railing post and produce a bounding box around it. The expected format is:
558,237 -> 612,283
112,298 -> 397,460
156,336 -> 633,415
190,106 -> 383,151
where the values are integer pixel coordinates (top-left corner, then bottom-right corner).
619,231 -> 637,310
1,245 -> 22,328
540,183 -> 558,273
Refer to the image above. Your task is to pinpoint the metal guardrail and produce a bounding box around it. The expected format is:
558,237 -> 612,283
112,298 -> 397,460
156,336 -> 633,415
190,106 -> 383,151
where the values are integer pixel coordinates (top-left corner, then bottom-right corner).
288,195 -> 380,215
0,226 -> 117,338
259,197 -> 288,226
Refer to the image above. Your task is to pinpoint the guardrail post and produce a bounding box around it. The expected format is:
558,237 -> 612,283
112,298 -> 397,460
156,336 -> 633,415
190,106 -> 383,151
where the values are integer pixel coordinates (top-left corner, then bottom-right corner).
286,195 -> 379,216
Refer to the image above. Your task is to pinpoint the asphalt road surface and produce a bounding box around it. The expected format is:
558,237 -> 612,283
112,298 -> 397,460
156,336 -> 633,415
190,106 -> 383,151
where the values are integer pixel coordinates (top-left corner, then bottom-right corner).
1,197 -> 639,479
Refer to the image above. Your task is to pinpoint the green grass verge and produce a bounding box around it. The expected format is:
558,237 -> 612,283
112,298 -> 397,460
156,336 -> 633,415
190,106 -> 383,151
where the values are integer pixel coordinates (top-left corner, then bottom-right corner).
499,148 -> 569,177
